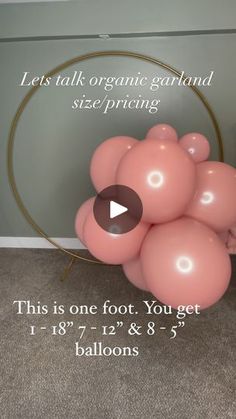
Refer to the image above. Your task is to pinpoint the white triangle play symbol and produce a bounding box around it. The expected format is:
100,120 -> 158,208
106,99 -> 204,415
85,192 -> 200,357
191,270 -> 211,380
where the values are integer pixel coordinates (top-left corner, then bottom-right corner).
110,200 -> 128,219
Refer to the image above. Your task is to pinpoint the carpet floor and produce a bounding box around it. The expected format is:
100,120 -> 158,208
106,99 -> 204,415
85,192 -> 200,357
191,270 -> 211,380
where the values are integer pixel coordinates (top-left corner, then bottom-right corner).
0,249 -> 235,419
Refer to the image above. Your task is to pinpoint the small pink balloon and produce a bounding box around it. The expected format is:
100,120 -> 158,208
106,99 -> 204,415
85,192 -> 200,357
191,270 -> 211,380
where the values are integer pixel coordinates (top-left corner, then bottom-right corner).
186,161 -> 236,232
230,224 -> 236,237
141,217 -> 231,310
75,197 -> 95,245
218,231 -> 229,245
90,136 -> 137,192
83,210 -> 150,265
123,257 -> 149,291
227,232 -> 236,254
145,124 -> 178,142
116,139 -> 196,223
227,224 -> 236,254
179,132 -> 210,163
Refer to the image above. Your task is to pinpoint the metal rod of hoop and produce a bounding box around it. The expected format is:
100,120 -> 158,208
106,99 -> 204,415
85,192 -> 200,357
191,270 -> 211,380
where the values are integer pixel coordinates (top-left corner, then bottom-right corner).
7,50 -> 225,265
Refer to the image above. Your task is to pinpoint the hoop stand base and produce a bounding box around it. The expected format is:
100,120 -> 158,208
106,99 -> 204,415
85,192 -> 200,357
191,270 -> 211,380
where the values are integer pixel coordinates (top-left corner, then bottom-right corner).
60,256 -> 76,281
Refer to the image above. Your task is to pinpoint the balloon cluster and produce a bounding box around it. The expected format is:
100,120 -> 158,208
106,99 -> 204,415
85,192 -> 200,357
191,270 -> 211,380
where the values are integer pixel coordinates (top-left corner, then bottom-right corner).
75,124 -> 236,309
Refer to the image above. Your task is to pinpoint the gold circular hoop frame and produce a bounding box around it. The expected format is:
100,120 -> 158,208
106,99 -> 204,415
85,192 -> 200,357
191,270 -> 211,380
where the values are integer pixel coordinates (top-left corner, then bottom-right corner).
8,50 -> 224,264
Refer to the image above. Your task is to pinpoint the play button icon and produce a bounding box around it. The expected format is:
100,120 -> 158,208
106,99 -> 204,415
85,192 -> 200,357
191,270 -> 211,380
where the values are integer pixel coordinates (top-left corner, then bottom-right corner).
93,185 -> 143,234
110,201 -> 128,219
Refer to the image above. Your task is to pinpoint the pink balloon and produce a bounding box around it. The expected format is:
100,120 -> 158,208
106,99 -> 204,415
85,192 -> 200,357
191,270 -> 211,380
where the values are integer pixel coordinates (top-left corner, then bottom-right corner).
116,139 -> 196,223
123,257 -> 149,291
145,124 -> 178,142
75,197 -> 95,245
186,161 -> 236,232
83,210 -> 150,264
227,232 -> 236,254
230,224 -> 236,237
141,217 -> 231,310
227,224 -> 236,254
90,136 -> 137,192
179,132 -> 210,163
218,230 -> 229,245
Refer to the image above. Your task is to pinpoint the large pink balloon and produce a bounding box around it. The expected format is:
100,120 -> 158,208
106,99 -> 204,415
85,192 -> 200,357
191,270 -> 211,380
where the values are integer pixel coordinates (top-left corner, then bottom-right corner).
116,139 -> 196,223
179,132 -> 210,163
90,136 -> 137,192
75,197 -> 95,245
123,257 -> 149,291
141,217 -> 231,310
83,210 -> 150,264
186,161 -> 236,232
145,123 -> 178,142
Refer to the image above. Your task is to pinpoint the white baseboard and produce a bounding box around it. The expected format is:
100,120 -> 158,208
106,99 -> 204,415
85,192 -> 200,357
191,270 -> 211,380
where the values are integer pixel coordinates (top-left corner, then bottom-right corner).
0,237 -> 86,249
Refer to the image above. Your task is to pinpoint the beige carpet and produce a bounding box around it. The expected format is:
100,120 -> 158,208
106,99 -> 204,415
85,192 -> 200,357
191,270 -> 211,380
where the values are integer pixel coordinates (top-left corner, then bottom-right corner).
0,249 -> 235,419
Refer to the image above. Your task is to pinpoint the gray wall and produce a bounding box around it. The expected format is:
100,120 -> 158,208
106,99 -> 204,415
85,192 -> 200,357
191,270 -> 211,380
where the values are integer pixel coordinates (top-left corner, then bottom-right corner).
1,1 -> 236,238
